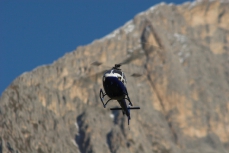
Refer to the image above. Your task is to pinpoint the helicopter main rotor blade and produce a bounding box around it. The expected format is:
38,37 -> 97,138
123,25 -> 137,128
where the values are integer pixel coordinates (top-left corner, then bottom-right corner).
76,69 -> 108,84
91,61 -> 102,66
91,42 -> 163,68
141,42 -> 165,64
119,44 -> 163,66
83,42 -> 164,81
118,48 -> 142,66
131,73 -> 142,77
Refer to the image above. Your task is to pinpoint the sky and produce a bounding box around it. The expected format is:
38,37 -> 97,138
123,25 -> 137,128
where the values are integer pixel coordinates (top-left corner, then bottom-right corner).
0,0 -> 189,95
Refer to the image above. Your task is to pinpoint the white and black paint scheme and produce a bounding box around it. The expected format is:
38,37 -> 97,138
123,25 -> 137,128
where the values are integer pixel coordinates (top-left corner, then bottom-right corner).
100,64 -> 140,126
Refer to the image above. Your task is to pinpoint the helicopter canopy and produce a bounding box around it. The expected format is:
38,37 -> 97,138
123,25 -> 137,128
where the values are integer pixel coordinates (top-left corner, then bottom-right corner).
104,69 -> 126,85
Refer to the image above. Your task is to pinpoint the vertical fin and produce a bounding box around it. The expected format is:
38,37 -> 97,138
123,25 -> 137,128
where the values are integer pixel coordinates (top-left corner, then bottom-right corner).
128,116 -> 130,130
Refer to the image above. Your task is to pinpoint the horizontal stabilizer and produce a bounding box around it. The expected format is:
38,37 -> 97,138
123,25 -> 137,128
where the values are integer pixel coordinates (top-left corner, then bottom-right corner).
110,106 -> 140,110
110,107 -> 123,110
129,106 -> 140,109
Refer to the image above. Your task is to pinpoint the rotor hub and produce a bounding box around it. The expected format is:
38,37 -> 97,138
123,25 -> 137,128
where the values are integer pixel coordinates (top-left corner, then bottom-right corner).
113,64 -> 122,70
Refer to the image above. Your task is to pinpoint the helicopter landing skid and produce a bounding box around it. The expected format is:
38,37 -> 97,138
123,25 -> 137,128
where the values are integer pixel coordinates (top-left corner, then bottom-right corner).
125,94 -> 133,106
99,89 -> 133,108
100,89 -> 112,108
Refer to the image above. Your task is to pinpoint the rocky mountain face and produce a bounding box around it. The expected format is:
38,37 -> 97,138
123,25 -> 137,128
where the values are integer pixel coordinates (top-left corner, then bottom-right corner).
1,0 -> 229,153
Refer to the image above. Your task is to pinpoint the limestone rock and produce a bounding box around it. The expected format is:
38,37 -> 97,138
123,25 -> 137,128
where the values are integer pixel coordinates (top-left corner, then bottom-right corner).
1,0 -> 229,153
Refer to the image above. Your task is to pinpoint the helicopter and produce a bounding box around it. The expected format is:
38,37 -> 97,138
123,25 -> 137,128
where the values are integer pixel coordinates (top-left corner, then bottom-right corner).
98,63 -> 140,126
89,42 -> 164,127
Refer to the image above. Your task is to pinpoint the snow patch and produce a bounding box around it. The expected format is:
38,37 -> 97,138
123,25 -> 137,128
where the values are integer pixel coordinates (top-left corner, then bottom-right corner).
71,139 -> 78,147
149,6 -> 156,12
127,44 -> 142,55
188,0 -> 222,9
174,33 -> 187,43
75,122 -> 79,130
160,2 -> 166,6
110,113 -> 114,119
137,11 -> 145,16
123,20 -> 135,34
144,4 -> 160,15
196,0 -> 216,2
179,58 -> 184,63
101,29 -> 120,41
177,44 -> 190,64
169,3 -> 175,6
189,0 -> 197,9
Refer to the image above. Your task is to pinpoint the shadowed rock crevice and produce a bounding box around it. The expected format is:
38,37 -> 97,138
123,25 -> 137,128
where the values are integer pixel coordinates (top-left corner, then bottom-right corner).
106,127 -> 125,153
0,138 -> 2,153
75,113 -> 92,153
141,24 -> 180,146
106,131 -> 113,153
141,24 -> 166,113
110,109 -> 121,125
6,142 -> 15,153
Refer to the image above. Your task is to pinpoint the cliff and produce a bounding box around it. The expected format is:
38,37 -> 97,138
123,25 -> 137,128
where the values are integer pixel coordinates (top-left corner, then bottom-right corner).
1,0 -> 229,153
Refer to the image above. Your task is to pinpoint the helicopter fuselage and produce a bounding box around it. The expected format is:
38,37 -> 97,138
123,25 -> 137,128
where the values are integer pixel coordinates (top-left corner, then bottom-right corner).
103,76 -> 127,100
102,69 -> 127,100
102,73 -> 131,123
99,66 -> 139,126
